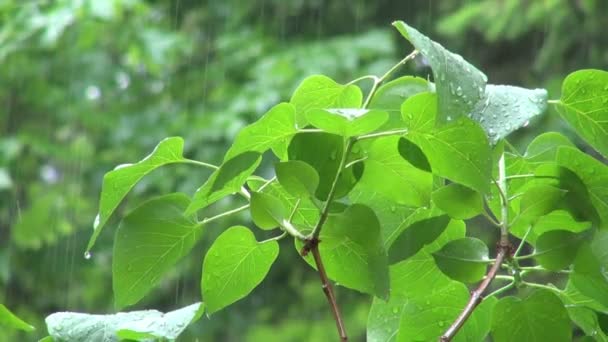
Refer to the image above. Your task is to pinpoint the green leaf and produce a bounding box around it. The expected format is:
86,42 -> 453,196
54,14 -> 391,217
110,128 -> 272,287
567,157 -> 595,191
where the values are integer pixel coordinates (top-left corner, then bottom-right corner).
572,244 -> 608,308
299,204 -> 389,299
369,76 -> 432,130
290,75 -> 363,127
45,302 -> 202,342
359,136 -> 432,206
524,132 -> 575,164
534,230 -> 588,271
514,184 -> 567,226
400,92 -> 436,132
186,151 -> 261,215
491,290 -> 571,342
305,108 -> 388,137
393,21 -> 487,124
556,69 -> 608,158
567,307 -> 608,342
397,137 -> 431,172
432,183 -> 484,219
225,102 -> 297,160
275,160 -> 319,198
287,132 -> 356,200
113,193 -> 201,309
432,237 -> 490,283
406,118 -> 492,194
470,85 -> 547,143
527,210 -> 591,245
388,214 -> 452,264
87,137 -> 186,251
560,280 -> 608,313
202,226 -> 279,314
250,191 -> 289,230
591,230 -> 608,266
0,304 -> 35,332
557,146 -> 608,228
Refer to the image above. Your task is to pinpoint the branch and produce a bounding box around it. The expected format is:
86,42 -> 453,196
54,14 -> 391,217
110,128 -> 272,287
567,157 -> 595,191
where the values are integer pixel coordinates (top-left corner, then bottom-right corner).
362,50 -> 419,108
310,242 -> 348,341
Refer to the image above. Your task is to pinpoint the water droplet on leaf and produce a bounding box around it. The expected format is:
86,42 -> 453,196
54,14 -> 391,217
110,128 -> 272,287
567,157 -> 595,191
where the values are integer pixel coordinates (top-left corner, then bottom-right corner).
84,251 -> 92,260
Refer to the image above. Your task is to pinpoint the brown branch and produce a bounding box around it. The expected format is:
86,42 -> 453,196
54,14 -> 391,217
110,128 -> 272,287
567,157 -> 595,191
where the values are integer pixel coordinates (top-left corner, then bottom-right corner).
308,238 -> 348,341
440,242 -> 512,341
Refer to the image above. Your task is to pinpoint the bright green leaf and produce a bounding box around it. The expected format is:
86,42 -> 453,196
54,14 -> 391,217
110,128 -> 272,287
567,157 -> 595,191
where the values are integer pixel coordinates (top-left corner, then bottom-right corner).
388,214 -> 451,264
0,304 -> 35,332
527,210 -> 591,245
400,92 -> 437,132
45,302 -> 202,342
556,69 -> 608,158
250,191 -> 288,230
514,184 -> 567,226
572,244 -> 608,308
524,132 -> 575,164
305,108 -> 388,137
369,76 -> 432,130
202,226 -> 279,314
432,183 -> 484,219
491,290 -> 571,342
275,161 -> 319,198
567,307 -> 608,342
87,137 -> 186,251
534,230 -> 588,271
113,193 -> 201,309
432,237 -> 490,283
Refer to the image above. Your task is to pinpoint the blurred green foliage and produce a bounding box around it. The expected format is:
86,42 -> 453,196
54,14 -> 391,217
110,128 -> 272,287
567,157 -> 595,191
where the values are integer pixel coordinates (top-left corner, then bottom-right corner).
0,0 -> 605,340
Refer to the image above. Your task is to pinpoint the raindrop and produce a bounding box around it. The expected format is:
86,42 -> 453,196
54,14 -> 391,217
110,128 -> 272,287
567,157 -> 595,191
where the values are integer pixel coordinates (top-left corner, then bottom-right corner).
438,321 -> 445,327
523,120 -> 530,128
456,86 -> 463,96
392,307 -> 399,314
603,84 -> 608,91
446,116 -> 452,122
84,251 -> 92,260
85,85 -> 101,100
330,150 -> 338,160
390,206 -> 397,213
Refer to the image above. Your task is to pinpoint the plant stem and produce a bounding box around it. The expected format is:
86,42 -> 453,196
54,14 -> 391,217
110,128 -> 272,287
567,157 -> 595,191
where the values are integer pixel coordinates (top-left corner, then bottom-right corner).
356,128 -> 409,141
347,74 -> 378,86
486,282 -> 515,299
260,231 -> 288,243
311,243 -> 348,341
362,50 -> 419,108
522,281 -> 563,294
547,99 -> 560,105
513,225 -> 532,258
182,159 -> 220,170
504,174 -> 558,181
200,204 -> 250,225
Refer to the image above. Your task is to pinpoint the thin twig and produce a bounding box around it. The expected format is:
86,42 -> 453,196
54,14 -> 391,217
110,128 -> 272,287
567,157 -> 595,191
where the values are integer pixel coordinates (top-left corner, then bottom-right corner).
311,243 -> 348,341
200,204 -> 250,225
362,50 -> 419,108
356,128 -> 409,141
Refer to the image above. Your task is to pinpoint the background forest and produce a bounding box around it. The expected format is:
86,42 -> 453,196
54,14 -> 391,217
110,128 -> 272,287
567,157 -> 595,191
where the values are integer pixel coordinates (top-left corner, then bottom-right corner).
1,0 -> 607,340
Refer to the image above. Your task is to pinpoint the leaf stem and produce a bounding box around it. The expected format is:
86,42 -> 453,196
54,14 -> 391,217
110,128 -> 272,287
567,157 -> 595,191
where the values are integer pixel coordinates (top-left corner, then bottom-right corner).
182,159 -> 220,170
260,231 -> 288,243
513,225 -> 532,258
547,99 -> 560,105
504,174 -> 558,181
200,204 -> 250,225
485,282 -> 515,299
347,74 -> 379,86
521,281 -> 563,294
356,129 -> 409,141
362,50 -> 419,108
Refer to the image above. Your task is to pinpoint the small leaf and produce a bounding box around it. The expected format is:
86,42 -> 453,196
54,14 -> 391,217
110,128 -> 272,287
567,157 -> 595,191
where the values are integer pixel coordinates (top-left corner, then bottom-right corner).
567,306 -> 608,341
369,76 -> 432,130
113,193 -> 201,309
572,244 -> 608,308
534,230 -> 588,271
250,191 -> 289,230
388,214 -> 451,264
87,137 -> 186,251
202,227 -> 279,314
400,92 -> 437,132
556,69 -> 608,158
526,210 -> 591,245
515,184 -> 567,225
290,75 -> 363,127
491,290 -> 571,342
0,304 -> 35,332
432,237 -> 490,283
186,152 -> 261,215
275,160 -> 319,198
524,132 -> 575,164
45,302 -> 202,342
305,108 -> 388,137
225,102 -> 297,160
432,183 -> 484,219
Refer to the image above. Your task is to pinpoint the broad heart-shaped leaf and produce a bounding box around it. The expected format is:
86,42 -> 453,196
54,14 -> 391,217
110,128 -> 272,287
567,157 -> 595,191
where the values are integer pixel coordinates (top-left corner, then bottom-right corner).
432,237 -> 490,283
287,132 -> 357,200
369,76 -> 432,130
87,137 -> 185,252
491,290 -> 571,342
275,160 -> 319,198
511,184 -> 567,227
113,193 -> 202,309
359,136 -> 432,207
0,304 -> 35,332
225,102 -> 297,160
556,69 -> 608,158
45,302 -> 202,342
560,279 -> 608,313
432,183 -> 484,220
388,213 -> 453,264
250,191 -> 288,230
524,132 -> 575,164
298,204 -> 389,299
534,230 -> 588,271
572,243 -> 608,308
202,226 -> 279,314
289,75 -> 363,127
567,306 -> 608,341
470,85 -> 548,144
406,117 -> 492,194
400,92 -> 437,133
393,21 -> 487,124
526,210 -> 591,245
185,151 -> 261,215
305,108 -> 388,137
557,146 -> 608,228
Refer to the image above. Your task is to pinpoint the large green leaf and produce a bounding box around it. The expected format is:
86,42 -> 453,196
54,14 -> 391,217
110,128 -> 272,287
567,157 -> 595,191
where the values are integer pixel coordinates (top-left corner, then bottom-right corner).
305,108 -> 388,137
512,184 -> 566,227
369,76 -> 432,130
388,213 -> 452,264
393,21 -> 487,124
567,307 -> 608,342
524,132 -> 575,164
470,85 -> 547,144
290,75 -> 363,127
556,69 -> 608,157
250,191 -> 289,230
560,280 -> 608,313
202,226 -> 279,314
406,118 -> 492,194
400,92 -> 437,133
87,137 -> 186,251
534,230 -> 588,271
432,183 -> 484,220
432,237 -> 490,283
186,151 -> 261,215
275,160 -> 319,198
527,210 -> 591,245
359,136 -> 432,206
557,146 -> 608,228
0,304 -> 34,332
113,193 -> 202,309
491,290 -> 571,342
45,302 -> 202,342
572,244 -> 608,308
225,102 -> 297,160
299,204 -> 389,299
